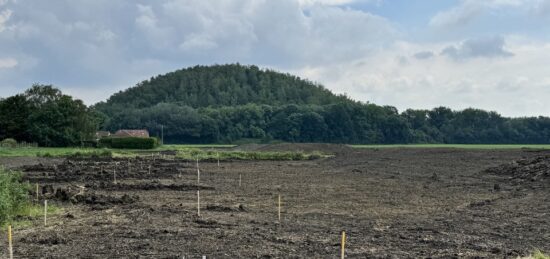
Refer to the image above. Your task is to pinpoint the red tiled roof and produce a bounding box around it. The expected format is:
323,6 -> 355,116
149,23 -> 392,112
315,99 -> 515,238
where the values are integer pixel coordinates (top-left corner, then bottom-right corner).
113,130 -> 150,138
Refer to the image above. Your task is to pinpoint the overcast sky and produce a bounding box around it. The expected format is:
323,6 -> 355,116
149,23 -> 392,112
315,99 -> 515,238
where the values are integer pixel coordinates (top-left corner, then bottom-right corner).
1,0 -> 549,117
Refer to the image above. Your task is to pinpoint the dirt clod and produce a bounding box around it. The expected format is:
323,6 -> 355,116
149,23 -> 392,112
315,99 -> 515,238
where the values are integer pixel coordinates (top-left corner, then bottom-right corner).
484,155 -> 550,187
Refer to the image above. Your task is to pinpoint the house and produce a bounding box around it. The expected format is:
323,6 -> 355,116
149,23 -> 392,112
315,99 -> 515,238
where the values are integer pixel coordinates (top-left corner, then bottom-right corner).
113,129 -> 150,138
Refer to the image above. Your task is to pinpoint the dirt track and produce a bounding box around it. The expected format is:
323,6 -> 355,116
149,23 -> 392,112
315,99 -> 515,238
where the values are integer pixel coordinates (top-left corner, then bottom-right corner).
1,146 -> 549,258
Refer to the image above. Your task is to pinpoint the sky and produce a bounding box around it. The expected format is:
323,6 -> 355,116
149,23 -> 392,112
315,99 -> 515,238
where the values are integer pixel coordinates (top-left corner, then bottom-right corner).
0,0 -> 549,117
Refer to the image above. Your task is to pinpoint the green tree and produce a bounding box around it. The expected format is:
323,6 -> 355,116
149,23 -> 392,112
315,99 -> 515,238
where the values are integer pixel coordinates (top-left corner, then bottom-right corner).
0,84 -> 97,147
0,94 -> 31,142
25,85 -> 97,146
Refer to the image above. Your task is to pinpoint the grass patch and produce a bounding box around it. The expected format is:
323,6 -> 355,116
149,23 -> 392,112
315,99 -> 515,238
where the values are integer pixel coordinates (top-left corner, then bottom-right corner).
0,147 -> 114,157
176,148 -> 324,161
0,167 -> 30,224
160,144 -> 237,150
38,149 -> 113,159
67,149 -> 112,158
519,250 -> 550,259
3,144 -> 550,158
0,147 -> 145,158
532,250 -> 550,259
350,144 -> 550,149
0,145 -> 237,158
2,204 -> 62,230
0,167 -> 62,228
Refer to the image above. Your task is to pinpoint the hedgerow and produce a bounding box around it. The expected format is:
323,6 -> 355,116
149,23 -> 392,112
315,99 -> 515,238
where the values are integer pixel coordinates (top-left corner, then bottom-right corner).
99,137 -> 159,149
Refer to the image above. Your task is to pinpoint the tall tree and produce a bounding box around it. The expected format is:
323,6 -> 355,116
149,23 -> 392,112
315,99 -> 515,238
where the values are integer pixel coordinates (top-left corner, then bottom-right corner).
0,94 -> 31,141
0,84 -> 98,146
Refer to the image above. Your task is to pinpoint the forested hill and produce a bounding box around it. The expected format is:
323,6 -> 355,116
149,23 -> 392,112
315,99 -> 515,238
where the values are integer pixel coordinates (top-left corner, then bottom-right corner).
94,64 -> 550,145
95,64 -> 348,110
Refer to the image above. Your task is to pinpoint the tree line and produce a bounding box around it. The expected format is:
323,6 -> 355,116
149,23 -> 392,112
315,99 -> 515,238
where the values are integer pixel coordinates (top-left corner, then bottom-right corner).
2,64 -> 550,146
97,102 -> 550,144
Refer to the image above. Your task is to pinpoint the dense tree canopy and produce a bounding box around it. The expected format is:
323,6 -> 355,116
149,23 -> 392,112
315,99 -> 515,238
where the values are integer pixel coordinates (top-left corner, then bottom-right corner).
93,64 -> 550,144
0,84 -> 97,147
95,102 -> 550,144
94,64 -> 347,111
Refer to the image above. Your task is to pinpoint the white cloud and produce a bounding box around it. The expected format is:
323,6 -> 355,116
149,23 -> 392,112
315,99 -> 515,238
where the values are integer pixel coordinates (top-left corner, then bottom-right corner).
0,9 -> 11,32
430,0 -> 540,28
298,0 -> 373,7
0,57 -> 17,68
291,38 -> 550,117
128,0 -> 396,66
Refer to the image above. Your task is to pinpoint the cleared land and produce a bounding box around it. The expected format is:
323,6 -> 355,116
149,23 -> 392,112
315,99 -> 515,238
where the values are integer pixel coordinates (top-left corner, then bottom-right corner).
0,144 -> 548,258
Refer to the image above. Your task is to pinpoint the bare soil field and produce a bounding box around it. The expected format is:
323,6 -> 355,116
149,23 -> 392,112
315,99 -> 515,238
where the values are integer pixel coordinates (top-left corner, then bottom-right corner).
1,145 -> 549,258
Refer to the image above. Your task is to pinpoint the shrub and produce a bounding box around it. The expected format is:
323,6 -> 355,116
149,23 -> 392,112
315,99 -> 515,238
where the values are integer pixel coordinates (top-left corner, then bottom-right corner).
39,152 -> 53,158
0,168 -> 30,224
99,137 -> 159,149
1,138 -> 18,148
98,137 -> 113,148
68,149 -> 112,158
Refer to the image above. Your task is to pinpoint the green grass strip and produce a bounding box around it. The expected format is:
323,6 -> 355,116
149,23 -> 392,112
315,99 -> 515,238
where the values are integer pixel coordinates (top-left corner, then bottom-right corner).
349,144 -> 550,149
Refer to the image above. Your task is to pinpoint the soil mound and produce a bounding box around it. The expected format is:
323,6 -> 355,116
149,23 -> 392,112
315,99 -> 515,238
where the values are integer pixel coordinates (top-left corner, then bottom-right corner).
88,182 -> 214,191
0,157 -> 63,169
484,155 -> 550,184
206,204 -> 246,212
49,186 -> 139,206
21,232 -> 68,245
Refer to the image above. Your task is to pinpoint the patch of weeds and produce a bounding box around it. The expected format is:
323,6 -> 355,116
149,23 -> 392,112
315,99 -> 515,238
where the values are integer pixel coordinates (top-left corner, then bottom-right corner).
37,152 -> 53,157
1,204 -> 62,230
0,167 -> 63,229
518,250 -> 550,259
0,167 -> 31,225
67,149 -> 112,159
176,149 -> 325,161
532,250 -> 550,259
